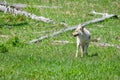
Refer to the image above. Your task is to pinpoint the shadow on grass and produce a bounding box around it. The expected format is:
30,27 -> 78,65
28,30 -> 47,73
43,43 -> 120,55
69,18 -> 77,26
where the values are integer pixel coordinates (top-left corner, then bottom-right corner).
0,22 -> 28,28
89,53 -> 98,57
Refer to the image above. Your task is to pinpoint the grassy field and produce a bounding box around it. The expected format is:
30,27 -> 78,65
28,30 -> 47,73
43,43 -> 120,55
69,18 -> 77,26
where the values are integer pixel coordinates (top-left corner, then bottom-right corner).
0,0 -> 120,80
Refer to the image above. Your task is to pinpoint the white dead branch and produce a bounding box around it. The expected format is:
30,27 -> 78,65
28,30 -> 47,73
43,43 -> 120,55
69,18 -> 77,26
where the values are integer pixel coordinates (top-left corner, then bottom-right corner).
9,3 -> 62,9
51,40 -> 120,49
92,42 -> 120,49
0,4 -> 53,23
0,34 -> 9,38
91,10 -> 109,17
10,3 -> 27,10
51,40 -> 72,45
28,11 -> 119,43
50,39 -> 120,49
33,5 -> 62,9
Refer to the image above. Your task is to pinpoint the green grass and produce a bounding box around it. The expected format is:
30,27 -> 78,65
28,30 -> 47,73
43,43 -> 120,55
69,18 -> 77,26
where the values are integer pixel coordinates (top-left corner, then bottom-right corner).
0,0 -> 120,80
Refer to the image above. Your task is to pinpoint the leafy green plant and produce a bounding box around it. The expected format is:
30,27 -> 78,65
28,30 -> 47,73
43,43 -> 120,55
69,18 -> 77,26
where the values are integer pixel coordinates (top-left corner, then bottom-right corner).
7,36 -> 24,47
0,44 -> 8,53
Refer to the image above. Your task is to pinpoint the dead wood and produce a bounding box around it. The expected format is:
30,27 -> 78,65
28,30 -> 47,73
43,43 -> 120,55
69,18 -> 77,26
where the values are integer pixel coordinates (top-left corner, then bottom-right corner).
0,4 -> 53,23
10,3 -> 27,10
51,40 -> 120,49
92,42 -> 120,49
0,34 -> 9,38
32,5 -> 62,9
10,3 -> 62,9
28,11 -> 119,43
50,39 -> 120,49
51,40 -> 72,45
0,1 -> 7,6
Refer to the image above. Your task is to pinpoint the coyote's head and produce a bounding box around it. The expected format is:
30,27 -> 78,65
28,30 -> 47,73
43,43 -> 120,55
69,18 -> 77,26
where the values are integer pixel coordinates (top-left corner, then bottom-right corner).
72,25 -> 84,37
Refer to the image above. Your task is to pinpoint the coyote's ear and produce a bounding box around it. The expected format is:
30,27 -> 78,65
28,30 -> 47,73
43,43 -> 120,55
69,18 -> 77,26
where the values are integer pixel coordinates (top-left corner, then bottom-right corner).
81,27 -> 84,31
78,24 -> 84,31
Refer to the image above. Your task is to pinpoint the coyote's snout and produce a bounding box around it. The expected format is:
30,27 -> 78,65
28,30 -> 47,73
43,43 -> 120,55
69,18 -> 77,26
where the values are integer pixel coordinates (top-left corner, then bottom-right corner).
72,31 -> 79,37
73,24 -> 91,57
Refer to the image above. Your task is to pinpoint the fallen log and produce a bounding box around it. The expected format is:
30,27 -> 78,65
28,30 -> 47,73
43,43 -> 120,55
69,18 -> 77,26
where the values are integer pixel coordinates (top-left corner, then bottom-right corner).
8,3 -> 62,9
28,11 -> 119,43
0,3 -> 53,23
10,3 -> 27,10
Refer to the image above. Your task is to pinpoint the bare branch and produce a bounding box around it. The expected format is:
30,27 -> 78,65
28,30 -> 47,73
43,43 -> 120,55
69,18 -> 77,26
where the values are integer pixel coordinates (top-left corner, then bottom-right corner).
0,4 -> 53,23
51,40 -> 120,49
9,3 -> 62,9
33,5 -> 62,9
28,11 -> 119,43
80,11 -> 119,29
10,3 -> 27,10
92,42 -> 120,49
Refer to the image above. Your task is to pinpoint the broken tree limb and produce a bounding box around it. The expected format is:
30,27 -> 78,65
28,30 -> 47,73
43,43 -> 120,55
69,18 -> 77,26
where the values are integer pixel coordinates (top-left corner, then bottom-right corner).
28,26 -> 77,43
0,4 -> 53,23
32,5 -> 62,9
10,3 -> 62,9
10,3 -> 27,10
0,3 -> 67,26
92,42 -> 120,49
28,11 -> 119,43
50,39 -> 120,49
90,10 -> 109,17
81,13 -> 118,27
90,11 -> 120,18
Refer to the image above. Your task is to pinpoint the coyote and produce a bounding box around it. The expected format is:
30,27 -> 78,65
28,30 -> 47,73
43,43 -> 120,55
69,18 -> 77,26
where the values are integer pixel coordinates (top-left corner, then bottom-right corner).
72,24 -> 91,57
